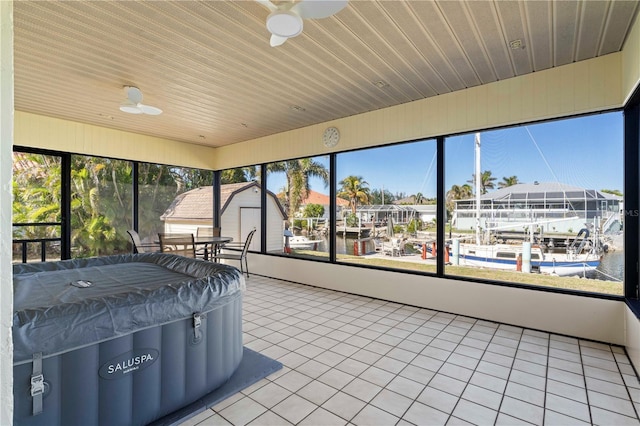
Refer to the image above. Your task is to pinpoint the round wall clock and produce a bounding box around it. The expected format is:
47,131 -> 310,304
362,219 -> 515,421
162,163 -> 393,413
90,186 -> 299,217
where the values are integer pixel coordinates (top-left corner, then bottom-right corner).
322,126 -> 340,147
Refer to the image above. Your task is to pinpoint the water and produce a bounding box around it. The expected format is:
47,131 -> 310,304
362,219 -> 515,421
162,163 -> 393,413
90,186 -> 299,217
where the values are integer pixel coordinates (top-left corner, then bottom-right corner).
592,250 -> 624,282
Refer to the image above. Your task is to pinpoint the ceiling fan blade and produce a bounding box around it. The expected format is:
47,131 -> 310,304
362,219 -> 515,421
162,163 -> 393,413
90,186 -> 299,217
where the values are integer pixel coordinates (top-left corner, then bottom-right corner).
292,0 -> 347,19
270,34 -> 289,47
138,104 -> 163,115
120,99 -> 143,114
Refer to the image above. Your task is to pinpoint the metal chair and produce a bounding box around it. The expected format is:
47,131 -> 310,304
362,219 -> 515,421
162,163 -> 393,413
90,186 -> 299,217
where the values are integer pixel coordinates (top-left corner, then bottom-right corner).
210,229 -> 256,277
127,229 -> 158,253
195,227 -> 221,258
196,227 -> 221,238
158,233 -> 196,258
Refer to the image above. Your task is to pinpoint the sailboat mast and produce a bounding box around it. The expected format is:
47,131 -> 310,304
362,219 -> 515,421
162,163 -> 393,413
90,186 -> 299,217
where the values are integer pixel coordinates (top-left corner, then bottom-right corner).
475,133 -> 481,245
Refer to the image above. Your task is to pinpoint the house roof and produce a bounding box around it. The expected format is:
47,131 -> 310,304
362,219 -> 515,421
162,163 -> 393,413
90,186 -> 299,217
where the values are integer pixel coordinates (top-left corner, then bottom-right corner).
302,190 -> 350,207
457,182 -> 621,203
161,182 -> 286,220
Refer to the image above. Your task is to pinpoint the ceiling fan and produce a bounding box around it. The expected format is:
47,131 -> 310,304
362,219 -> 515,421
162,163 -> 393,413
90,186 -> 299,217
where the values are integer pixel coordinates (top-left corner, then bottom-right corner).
256,0 -> 348,47
119,86 -> 163,115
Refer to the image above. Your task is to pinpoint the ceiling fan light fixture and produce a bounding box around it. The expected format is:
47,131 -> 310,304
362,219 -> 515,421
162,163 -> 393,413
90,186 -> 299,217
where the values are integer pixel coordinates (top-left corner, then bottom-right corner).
119,86 -> 162,115
266,10 -> 303,38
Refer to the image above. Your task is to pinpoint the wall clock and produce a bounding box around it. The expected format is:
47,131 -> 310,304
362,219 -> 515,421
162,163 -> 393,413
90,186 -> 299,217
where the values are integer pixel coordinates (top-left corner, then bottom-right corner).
322,126 -> 340,147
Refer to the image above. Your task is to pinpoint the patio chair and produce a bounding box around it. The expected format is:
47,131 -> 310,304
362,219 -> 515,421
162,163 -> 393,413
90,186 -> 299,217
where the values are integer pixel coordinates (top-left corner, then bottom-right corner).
158,233 -> 196,258
127,229 -> 158,253
196,226 -> 221,238
195,226 -> 221,258
390,238 -> 403,257
210,229 -> 256,277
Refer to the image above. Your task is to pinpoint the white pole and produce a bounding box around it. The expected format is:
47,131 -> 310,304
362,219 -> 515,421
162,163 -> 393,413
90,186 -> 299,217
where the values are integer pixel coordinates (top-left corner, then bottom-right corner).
522,242 -> 532,273
0,1 -> 14,422
452,238 -> 460,265
475,133 -> 481,246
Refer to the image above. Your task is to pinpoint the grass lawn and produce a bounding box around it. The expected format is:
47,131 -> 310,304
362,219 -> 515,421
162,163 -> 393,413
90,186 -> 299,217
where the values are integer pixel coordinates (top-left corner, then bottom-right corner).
332,253 -> 622,296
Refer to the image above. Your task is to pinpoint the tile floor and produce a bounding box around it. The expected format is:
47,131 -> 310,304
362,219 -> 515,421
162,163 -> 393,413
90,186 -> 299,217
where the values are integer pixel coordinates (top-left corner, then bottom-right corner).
183,275 -> 640,426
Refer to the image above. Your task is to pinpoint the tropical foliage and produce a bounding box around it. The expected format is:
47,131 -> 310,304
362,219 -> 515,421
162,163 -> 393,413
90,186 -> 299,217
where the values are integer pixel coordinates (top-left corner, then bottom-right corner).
221,166 -> 257,184
303,203 -> 324,218
446,183 -> 473,218
498,175 -> 520,188
338,175 -> 370,214
601,188 -> 623,196
13,152 -> 213,259
12,153 -> 62,257
468,170 -> 496,194
368,188 -> 396,205
268,158 -> 329,218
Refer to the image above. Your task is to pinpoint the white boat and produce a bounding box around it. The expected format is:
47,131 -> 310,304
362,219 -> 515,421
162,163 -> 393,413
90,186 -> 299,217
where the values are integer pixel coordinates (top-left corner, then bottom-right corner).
454,133 -> 602,277
287,235 -> 323,250
456,235 -> 601,277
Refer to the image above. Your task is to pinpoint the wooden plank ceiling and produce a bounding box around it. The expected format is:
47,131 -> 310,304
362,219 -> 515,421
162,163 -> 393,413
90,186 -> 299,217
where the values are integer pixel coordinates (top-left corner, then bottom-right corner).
13,0 -> 639,147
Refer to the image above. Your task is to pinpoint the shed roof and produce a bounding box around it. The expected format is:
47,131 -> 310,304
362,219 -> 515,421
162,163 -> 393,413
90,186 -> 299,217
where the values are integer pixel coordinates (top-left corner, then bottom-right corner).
161,182 -> 286,220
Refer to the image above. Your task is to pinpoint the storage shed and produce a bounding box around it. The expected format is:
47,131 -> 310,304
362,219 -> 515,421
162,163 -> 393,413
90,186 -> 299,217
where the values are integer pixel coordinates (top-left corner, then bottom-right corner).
161,182 -> 287,252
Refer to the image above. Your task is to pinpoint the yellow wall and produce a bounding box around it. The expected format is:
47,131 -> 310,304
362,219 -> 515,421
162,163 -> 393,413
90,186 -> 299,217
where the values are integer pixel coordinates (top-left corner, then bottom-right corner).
14,112 -> 217,169
13,50 -> 634,173
626,305 -> 640,375
244,254 -> 626,345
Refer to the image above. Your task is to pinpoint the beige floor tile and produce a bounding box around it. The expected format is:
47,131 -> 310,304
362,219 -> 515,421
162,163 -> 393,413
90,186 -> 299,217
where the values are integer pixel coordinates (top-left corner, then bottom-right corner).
322,391 -> 367,421
298,407 -> 348,426
271,394 -> 317,424
180,276 -> 640,426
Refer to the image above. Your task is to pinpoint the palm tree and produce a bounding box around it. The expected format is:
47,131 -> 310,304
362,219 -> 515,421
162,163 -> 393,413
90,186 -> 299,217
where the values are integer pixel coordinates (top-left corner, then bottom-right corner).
414,192 -> 424,205
468,170 -> 496,194
268,158 -> 329,218
446,184 -> 473,217
498,175 -> 520,189
220,166 -> 257,184
338,175 -> 370,214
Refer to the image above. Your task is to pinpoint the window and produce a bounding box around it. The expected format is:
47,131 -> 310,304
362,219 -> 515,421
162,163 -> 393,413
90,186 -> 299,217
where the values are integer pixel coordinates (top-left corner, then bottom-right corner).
336,140 -> 437,272
445,113 -> 624,295
138,163 -> 213,251
266,157 -> 330,259
70,155 -> 133,257
12,152 -> 63,262
217,166 -> 261,251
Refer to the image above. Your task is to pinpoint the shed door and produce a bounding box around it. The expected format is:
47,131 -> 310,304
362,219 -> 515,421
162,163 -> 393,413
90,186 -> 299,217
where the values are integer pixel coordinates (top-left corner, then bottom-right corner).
240,207 -> 260,251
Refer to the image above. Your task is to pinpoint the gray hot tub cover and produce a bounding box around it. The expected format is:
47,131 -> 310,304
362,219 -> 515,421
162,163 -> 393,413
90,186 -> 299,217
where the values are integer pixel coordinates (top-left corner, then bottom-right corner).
13,253 -> 245,364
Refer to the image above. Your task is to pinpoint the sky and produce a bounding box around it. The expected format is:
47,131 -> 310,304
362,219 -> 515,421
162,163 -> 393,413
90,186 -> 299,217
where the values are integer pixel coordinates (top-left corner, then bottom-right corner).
266,111 -> 624,199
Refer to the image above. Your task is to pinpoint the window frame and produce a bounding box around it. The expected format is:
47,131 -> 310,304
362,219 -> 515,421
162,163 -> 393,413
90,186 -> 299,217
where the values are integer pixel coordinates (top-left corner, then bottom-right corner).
12,104 -> 639,305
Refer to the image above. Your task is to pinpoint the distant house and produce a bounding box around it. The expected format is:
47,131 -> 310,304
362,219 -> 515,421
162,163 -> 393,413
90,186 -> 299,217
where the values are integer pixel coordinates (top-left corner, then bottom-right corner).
452,182 -> 622,234
409,205 -> 437,223
355,205 -> 418,225
161,182 -> 287,252
297,190 -> 350,219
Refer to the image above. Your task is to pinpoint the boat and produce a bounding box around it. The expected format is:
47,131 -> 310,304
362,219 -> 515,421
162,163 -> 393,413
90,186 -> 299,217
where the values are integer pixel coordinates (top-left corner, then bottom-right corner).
453,133 -> 602,277
455,230 -> 602,276
287,235 -> 323,250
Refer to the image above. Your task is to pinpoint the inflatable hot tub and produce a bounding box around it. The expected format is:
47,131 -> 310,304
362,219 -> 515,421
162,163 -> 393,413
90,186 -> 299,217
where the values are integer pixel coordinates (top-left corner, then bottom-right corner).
12,253 -> 245,426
